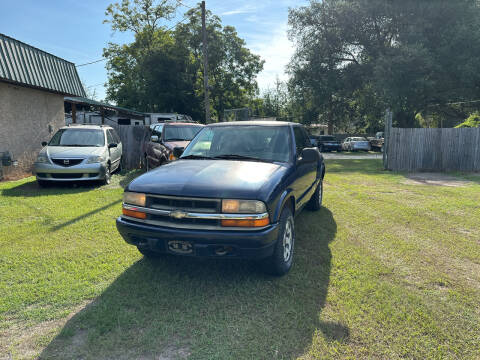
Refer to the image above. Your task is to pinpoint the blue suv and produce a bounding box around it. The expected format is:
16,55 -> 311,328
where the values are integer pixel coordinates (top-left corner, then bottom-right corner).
116,121 -> 325,275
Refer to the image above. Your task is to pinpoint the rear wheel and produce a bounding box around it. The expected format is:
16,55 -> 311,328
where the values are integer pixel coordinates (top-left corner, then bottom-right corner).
263,207 -> 295,276
307,179 -> 323,211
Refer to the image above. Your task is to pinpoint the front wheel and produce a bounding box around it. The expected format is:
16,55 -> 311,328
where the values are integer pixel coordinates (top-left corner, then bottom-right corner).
102,164 -> 111,185
307,179 -> 323,211
263,207 -> 295,276
137,246 -> 162,258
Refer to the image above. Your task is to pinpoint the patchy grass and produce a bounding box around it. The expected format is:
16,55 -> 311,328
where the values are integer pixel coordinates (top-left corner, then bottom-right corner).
0,161 -> 479,359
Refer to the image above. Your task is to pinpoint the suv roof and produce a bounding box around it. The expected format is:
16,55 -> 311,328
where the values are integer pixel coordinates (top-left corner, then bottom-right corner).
62,124 -> 112,130
209,121 -> 294,127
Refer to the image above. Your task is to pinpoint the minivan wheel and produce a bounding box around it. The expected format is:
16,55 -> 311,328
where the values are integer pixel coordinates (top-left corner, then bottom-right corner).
307,179 -> 323,211
263,207 -> 295,276
102,164 -> 111,185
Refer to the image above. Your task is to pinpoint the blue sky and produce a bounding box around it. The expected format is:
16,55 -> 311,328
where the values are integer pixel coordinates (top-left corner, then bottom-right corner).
1,0 -> 308,101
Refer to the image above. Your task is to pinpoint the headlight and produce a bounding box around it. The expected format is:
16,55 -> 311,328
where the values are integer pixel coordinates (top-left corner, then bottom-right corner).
123,192 -> 146,207
86,155 -> 105,164
222,199 -> 267,214
36,154 -> 49,163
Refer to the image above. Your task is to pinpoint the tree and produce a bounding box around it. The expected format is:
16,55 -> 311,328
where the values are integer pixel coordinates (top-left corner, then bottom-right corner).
288,0 -> 480,130
103,0 -> 264,121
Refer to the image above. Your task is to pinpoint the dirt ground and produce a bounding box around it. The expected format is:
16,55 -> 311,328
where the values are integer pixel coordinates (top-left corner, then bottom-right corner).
403,173 -> 474,187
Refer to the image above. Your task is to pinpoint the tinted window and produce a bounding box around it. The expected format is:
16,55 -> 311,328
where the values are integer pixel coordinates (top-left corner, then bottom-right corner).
164,125 -> 203,141
151,124 -> 164,136
48,129 -> 105,147
293,126 -> 309,154
111,129 -> 121,143
182,126 -> 292,163
106,130 -> 115,145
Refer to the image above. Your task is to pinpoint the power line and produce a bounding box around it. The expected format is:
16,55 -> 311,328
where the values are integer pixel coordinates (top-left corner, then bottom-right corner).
76,58 -> 106,67
178,0 -> 193,9
85,83 -> 105,88
166,14 -> 190,31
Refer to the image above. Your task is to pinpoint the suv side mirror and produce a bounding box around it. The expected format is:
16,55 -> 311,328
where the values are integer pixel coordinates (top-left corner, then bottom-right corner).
299,148 -> 319,163
173,147 -> 184,158
108,143 -> 118,149
42,141 -> 47,147
150,135 -> 159,142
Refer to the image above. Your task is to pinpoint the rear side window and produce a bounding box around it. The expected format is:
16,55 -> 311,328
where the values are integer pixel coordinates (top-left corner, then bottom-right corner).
293,126 -> 309,155
111,129 -> 121,143
106,130 -> 115,145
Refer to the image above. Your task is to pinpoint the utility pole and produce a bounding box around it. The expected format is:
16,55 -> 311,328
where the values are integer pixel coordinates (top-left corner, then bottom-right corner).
201,1 -> 210,123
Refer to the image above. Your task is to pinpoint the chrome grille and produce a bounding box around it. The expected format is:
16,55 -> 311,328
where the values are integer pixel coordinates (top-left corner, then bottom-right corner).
147,195 -> 220,213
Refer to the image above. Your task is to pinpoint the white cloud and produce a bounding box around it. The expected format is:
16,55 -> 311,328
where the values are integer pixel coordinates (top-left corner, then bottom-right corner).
221,4 -> 257,16
247,25 -> 294,90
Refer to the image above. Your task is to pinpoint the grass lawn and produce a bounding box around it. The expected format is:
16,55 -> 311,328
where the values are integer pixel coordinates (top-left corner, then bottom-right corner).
1,160 -> 479,359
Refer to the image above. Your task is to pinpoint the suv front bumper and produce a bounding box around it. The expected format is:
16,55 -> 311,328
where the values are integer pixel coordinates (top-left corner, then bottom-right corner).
116,216 -> 280,259
33,162 -> 108,181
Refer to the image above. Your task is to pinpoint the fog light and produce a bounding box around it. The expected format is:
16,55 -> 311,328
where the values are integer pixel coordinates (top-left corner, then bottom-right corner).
221,218 -> 270,227
122,208 -> 147,219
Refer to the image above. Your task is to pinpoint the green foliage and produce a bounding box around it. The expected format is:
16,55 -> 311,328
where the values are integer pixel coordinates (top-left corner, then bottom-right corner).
103,0 -> 263,121
288,0 -> 480,130
455,112 -> 480,128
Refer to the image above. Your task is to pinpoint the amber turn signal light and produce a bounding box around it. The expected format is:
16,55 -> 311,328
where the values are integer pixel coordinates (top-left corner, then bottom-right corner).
122,208 -> 147,219
221,218 -> 270,227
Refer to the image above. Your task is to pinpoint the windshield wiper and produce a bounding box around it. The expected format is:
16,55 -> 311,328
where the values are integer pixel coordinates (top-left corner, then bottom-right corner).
212,154 -> 270,162
180,155 -> 213,160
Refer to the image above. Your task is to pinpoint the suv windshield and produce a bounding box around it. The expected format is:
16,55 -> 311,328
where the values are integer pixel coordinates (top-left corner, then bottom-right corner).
164,125 -> 203,141
181,125 -> 292,163
48,129 -> 105,147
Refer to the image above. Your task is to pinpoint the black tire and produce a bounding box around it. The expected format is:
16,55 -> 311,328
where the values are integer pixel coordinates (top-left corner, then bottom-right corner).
263,207 -> 295,276
37,180 -> 50,188
143,155 -> 150,171
116,157 -> 122,173
307,179 -> 323,211
137,246 -> 162,258
102,164 -> 111,185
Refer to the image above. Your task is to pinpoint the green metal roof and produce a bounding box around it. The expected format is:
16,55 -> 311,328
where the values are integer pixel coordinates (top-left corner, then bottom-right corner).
0,33 -> 85,97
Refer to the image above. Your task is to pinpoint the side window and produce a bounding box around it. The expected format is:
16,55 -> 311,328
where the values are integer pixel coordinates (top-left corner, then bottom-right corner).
152,124 -> 164,137
293,126 -> 309,155
111,129 -> 121,144
106,130 -> 114,145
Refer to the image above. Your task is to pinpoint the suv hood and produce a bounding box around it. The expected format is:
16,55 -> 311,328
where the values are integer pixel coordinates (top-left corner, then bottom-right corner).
44,146 -> 106,158
127,159 -> 288,200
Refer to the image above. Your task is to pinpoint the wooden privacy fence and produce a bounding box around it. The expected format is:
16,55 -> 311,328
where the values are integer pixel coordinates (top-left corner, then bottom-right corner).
110,125 -> 149,170
386,127 -> 480,172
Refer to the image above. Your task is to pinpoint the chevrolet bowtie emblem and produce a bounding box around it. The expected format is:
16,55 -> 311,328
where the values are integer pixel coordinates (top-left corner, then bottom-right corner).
170,210 -> 188,219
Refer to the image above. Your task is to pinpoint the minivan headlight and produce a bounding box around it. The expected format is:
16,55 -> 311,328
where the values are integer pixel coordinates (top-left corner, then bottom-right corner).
36,154 -> 49,163
86,155 -> 105,164
123,192 -> 146,207
222,199 -> 267,214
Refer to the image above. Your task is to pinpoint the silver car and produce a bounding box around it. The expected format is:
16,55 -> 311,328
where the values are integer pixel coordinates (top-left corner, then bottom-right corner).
342,137 -> 371,152
34,125 -> 122,186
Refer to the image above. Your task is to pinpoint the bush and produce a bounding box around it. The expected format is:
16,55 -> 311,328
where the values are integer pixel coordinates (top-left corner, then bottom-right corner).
455,113 -> 480,128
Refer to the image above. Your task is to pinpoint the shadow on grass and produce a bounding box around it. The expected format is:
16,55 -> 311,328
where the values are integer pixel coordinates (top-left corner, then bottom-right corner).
1,179 -> 98,197
39,208 -> 342,359
49,199 -> 122,232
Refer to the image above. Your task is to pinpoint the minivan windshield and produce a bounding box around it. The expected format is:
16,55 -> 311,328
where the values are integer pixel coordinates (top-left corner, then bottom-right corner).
48,129 -> 105,147
181,125 -> 292,163
164,125 -> 203,141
